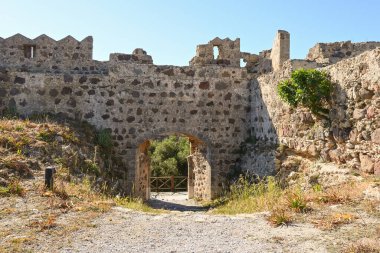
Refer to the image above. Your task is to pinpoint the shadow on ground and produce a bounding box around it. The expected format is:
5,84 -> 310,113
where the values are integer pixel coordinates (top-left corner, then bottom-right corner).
147,192 -> 209,212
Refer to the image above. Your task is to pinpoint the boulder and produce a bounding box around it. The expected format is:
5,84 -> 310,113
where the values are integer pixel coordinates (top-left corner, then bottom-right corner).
359,154 -> 374,173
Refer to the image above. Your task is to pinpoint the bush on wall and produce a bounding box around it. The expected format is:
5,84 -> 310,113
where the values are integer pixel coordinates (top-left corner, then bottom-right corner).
277,69 -> 332,118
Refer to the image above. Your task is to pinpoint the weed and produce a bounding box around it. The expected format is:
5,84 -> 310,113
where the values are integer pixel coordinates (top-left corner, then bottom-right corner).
61,131 -> 79,143
8,179 -> 25,196
96,129 -> 113,151
83,159 -> 100,176
0,179 -> 25,197
267,208 -> 292,227
287,191 -> 308,213
14,125 -> 24,132
37,129 -> 56,142
0,186 -> 10,196
29,214 -> 57,230
312,183 -> 323,192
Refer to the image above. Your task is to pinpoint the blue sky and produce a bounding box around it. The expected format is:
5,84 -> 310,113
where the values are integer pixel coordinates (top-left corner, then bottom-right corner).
1,0 -> 379,66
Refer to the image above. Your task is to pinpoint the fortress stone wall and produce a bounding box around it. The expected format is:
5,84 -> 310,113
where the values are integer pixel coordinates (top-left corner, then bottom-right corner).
0,30 -> 379,199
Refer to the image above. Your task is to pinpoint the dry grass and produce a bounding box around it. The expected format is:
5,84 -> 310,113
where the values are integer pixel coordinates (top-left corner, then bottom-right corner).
211,176 -> 283,214
266,207 -> 293,227
28,214 -> 57,231
0,155 -> 32,178
344,239 -> 380,253
311,213 -> 357,230
211,175 -> 376,231
0,117 -> 163,252
362,200 -> 380,217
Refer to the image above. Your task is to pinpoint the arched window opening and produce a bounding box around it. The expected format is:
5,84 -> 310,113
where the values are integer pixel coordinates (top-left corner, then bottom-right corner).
213,46 -> 220,60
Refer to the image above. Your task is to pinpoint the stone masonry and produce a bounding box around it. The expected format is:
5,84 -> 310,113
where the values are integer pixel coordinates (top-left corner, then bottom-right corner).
0,31 -> 379,200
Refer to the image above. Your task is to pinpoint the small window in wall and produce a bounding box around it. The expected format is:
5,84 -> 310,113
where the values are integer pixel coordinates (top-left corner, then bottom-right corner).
23,45 -> 36,59
240,59 -> 247,68
213,46 -> 219,60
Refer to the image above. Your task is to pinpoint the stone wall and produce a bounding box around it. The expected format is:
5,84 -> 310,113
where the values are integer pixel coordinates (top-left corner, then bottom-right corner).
307,41 -> 380,65
1,31 -> 379,199
241,48 -> 380,176
0,56 -> 251,199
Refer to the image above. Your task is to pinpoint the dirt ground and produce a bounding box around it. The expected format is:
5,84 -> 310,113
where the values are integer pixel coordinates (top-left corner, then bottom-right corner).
58,193 -> 379,253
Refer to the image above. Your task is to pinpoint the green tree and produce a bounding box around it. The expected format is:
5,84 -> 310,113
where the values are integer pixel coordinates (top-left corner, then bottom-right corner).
277,69 -> 332,118
148,135 -> 190,177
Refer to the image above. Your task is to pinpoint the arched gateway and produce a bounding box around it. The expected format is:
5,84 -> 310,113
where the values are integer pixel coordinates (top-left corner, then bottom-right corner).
0,33 -> 279,200
135,132 -> 211,200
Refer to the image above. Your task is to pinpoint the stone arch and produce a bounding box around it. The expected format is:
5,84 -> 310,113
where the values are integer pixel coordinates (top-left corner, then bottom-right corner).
134,130 -> 212,201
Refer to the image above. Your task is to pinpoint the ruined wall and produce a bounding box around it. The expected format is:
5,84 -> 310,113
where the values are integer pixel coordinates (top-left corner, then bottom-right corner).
190,37 -> 241,67
241,48 -> 380,176
1,31 -> 379,198
270,30 -> 290,72
307,41 -> 380,65
0,53 -> 251,198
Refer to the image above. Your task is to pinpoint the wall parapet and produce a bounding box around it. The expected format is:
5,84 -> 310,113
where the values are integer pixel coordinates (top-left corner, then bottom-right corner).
0,34 -> 93,66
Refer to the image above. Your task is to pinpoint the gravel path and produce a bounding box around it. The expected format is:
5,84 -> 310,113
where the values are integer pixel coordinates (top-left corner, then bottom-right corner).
53,193 -> 378,253
59,207 -> 333,253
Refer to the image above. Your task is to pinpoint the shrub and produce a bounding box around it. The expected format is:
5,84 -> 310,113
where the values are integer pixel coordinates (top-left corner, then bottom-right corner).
96,129 -> 113,152
277,69 -> 332,118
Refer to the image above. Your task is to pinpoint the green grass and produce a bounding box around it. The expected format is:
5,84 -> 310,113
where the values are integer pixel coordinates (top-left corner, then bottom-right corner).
211,176 -> 282,214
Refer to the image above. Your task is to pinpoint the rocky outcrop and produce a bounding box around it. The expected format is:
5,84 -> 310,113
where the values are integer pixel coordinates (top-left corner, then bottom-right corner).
241,48 -> 380,179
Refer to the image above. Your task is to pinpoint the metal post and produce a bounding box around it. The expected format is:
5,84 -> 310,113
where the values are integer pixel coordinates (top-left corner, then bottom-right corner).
45,167 -> 55,190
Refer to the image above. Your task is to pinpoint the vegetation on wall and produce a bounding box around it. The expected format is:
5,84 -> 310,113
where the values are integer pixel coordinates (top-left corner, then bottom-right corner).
277,69 -> 332,118
148,135 -> 190,177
